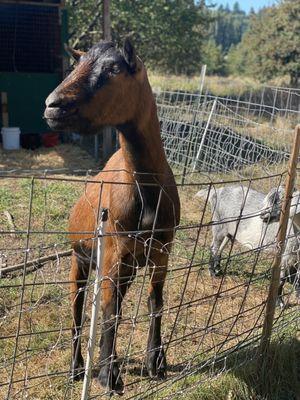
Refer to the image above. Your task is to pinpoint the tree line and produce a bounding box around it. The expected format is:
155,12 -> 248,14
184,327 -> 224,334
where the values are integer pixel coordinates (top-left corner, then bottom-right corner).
66,0 -> 300,85
227,0 -> 300,86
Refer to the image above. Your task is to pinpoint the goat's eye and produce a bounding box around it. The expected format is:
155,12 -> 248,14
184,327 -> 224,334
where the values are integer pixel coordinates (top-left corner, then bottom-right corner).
113,64 -> 121,73
108,65 -> 120,76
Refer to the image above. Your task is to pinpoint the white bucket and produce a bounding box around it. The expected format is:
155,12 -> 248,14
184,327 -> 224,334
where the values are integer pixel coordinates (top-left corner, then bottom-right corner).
1,127 -> 21,150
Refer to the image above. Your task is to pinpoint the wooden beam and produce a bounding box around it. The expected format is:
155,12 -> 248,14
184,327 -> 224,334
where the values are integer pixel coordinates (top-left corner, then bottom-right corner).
102,0 -> 111,41
1,92 -> 9,127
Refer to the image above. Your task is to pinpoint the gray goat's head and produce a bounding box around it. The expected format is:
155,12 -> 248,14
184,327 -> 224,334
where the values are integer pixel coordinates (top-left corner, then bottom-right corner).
260,186 -> 285,223
260,186 -> 300,223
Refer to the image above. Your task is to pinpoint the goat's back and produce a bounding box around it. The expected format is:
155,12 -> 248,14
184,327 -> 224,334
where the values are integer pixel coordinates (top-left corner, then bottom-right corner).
199,185 -> 279,250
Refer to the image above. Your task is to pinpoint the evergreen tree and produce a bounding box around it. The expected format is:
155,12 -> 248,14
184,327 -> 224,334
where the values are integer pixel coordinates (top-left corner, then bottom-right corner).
202,39 -> 224,75
210,2 -> 249,53
234,0 -> 300,85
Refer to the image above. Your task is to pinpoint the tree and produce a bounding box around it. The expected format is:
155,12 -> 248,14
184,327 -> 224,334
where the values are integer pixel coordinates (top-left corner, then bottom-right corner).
233,2 -> 242,14
202,39 -> 225,75
232,0 -> 300,85
66,0 -> 211,75
66,0 -> 103,48
110,0 -> 211,74
272,0 -> 300,85
226,43 -> 248,75
210,2 -> 249,53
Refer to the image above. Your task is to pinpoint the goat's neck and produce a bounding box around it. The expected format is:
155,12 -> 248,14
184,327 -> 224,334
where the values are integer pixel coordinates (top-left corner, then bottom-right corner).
117,93 -> 167,178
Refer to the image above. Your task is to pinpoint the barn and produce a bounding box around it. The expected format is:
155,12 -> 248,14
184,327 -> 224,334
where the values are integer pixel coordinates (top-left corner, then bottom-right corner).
0,0 -> 67,143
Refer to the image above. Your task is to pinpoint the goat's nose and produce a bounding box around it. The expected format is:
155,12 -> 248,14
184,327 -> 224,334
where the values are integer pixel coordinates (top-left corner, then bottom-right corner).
45,91 -> 63,108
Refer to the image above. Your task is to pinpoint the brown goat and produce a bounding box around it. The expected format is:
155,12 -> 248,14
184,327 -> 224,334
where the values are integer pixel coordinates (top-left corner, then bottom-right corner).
44,39 -> 180,395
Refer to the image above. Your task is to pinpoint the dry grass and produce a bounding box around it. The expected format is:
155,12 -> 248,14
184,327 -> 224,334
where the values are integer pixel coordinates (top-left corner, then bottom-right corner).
0,144 -> 98,172
0,146 -> 298,399
148,73 -> 262,97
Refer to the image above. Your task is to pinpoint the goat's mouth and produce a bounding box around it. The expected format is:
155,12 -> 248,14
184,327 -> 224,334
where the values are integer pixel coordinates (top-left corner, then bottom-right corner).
44,106 -> 79,131
261,213 -> 280,223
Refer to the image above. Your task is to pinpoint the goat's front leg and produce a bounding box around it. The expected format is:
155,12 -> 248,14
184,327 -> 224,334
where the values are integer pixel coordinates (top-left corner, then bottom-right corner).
97,255 -> 136,395
146,251 -> 168,380
209,235 -> 229,277
277,277 -> 286,309
70,254 -> 89,381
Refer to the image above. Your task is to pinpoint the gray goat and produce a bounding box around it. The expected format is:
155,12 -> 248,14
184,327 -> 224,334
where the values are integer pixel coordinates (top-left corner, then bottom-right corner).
196,185 -> 300,307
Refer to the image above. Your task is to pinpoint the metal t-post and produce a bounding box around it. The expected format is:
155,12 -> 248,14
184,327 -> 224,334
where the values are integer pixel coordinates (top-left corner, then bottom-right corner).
81,208 -> 108,400
199,65 -> 207,99
192,98 -> 217,173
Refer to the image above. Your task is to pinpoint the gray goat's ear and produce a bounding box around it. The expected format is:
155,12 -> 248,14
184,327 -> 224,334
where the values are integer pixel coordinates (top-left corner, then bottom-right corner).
277,186 -> 285,203
267,186 -> 285,206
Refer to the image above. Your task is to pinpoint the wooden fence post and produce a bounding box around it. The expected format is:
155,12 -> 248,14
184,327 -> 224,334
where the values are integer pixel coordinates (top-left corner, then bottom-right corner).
259,125 -> 300,357
101,0 -> 113,163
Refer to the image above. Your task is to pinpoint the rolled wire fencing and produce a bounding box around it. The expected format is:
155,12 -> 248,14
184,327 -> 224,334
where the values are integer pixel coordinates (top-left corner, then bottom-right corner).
155,86 -> 300,178
0,166 -> 299,399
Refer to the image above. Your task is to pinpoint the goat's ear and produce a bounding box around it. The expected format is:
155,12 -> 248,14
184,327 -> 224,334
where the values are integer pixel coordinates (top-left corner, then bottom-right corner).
123,37 -> 137,72
277,186 -> 285,202
64,44 -> 85,62
267,186 -> 284,206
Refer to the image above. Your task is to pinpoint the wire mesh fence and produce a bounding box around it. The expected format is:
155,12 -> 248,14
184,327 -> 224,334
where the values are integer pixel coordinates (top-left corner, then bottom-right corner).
1,77 -> 300,398
0,166 -> 299,399
0,1 -> 62,74
156,87 -> 300,176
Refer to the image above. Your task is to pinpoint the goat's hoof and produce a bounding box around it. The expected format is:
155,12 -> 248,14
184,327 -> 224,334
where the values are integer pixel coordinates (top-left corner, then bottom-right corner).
209,268 -> 223,278
98,363 -> 124,396
146,347 -> 167,380
70,359 -> 85,382
214,269 -> 223,277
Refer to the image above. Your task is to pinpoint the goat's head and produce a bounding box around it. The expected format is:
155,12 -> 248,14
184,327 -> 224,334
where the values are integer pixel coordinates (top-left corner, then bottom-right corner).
44,38 -> 145,133
260,187 -> 300,224
260,186 -> 285,223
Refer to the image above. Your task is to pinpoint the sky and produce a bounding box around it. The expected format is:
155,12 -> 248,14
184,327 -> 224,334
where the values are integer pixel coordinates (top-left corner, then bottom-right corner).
208,0 -> 277,13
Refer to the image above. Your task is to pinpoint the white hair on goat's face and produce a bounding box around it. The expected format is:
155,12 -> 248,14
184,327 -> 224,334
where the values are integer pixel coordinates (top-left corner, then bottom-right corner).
260,186 -> 285,223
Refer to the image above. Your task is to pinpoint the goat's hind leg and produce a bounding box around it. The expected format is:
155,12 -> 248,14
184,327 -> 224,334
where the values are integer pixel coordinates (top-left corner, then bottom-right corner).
276,265 -> 297,309
70,253 -> 89,381
284,264 -> 300,305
